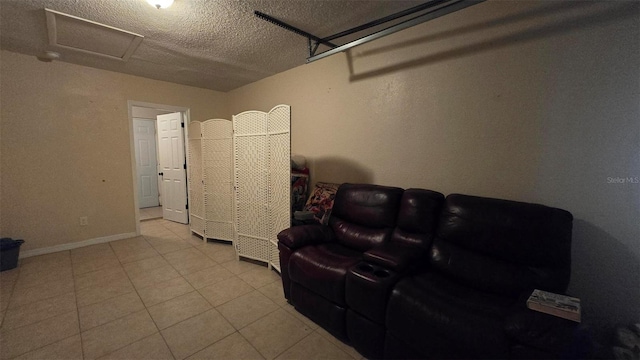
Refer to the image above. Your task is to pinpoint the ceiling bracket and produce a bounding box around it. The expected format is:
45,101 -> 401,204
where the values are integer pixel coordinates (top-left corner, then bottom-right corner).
255,0 -> 485,63
254,10 -> 337,56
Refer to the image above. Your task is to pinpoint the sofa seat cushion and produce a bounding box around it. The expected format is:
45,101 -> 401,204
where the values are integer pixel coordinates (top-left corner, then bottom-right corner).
289,243 -> 361,305
386,272 -> 515,358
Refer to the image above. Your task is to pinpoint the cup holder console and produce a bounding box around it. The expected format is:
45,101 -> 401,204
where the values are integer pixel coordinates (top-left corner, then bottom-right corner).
374,269 -> 390,278
358,263 -> 374,273
346,261 -> 399,324
357,263 -> 391,278
352,262 -> 394,280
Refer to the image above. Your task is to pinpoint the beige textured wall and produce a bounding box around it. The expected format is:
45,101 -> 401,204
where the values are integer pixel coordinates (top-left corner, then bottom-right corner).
0,50 -> 228,252
228,2 -> 639,331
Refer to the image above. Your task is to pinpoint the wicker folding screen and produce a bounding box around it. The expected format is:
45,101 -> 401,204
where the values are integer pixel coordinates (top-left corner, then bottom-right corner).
233,105 -> 291,269
187,119 -> 234,242
187,106 -> 290,269
233,110 -> 269,263
187,121 -> 205,236
202,119 -> 235,242
267,106 -> 292,271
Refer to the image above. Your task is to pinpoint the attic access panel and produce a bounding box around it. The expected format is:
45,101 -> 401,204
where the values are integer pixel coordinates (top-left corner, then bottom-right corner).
45,8 -> 144,61
255,0 -> 485,63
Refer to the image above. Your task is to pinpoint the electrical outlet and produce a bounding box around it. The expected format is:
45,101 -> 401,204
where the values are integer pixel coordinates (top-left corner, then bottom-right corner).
79,216 -> 88,226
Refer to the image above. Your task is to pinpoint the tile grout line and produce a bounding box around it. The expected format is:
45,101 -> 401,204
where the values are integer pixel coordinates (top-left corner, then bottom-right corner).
6,332 -> 82,360
92,238 -> 171,360
216,284 -> 309,360
72,265 -> 85,360
272,328 -> 317,360
235,328 -> 268,360
82,242 -> 139,359
5,266 -> 74,310
4,252 -> 80,359
216,293 -> 281,332
4,221 -> 363,360
194,275 -> 252,309
230,296 -> 318,360
73,254 -> 137,310
147,252 -> 280,358
154,218 -> 201,360
73,241 -> 172,357
168,294 -> 280,360
146,289 -> 210,329
0,267 -> 19,357
0,267 -> 20,330
92,311 -> 166,360
132,220 -> 180,359
155,219 -> 190,360
4,229 -> 162,359
1,291 -> 77,332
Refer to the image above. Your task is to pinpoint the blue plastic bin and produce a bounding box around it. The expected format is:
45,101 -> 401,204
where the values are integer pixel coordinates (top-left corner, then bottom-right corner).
0,238 -> 25,271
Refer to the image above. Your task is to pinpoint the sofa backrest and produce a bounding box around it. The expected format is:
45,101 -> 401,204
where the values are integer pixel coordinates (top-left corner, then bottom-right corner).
430,194 -> 573,297
391,189 -> 445,249
329,183 -> 404,252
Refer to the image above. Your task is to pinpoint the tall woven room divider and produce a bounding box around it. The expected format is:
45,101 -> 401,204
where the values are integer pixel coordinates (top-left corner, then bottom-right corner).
233,105 -> 291,269
202,119 -> 235,242
266,105 -> 292,271
187,121 -> 205,236
187,119 -> 234,242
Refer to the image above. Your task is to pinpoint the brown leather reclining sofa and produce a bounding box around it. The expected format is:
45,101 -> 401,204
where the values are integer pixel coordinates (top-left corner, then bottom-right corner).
277,183 -> 582,359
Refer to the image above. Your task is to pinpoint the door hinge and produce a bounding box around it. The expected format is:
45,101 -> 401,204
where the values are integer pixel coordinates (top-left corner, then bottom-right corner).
183,163 -> 187,170
186,201 -> 189,210
181,122 -> 185,128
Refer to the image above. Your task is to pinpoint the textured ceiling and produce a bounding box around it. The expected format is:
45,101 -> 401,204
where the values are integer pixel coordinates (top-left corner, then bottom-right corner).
0,0 -> 425,91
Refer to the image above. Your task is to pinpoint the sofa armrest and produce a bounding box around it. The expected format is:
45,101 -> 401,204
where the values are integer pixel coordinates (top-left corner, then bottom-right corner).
277,224 -> 333,250
363,242 -> 426,272
505,307 -> 586,354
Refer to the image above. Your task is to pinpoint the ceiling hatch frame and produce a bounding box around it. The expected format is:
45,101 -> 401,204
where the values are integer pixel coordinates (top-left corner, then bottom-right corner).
255,0 -> 485,63
45,8 -> 144,62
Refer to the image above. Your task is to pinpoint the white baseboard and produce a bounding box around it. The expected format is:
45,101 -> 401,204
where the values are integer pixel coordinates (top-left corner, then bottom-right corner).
19,232 -> 139,259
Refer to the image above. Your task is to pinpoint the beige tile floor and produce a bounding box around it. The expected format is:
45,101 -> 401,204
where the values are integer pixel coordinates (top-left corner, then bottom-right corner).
139,207 -> 163,222
0,219 -> 363,360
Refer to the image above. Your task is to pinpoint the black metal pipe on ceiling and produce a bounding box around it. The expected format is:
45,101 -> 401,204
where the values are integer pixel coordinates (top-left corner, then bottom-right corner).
255,0 -> 486,63
307,0 -> 485,63
320,0 -> 451,43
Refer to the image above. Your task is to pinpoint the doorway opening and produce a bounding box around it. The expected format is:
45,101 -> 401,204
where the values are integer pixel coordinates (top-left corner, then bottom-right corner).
128,101 -> 191,235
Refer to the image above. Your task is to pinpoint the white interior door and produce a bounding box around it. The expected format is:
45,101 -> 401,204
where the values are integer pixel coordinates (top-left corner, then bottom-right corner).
133,118 -> 160,208
157,112 -> 189,224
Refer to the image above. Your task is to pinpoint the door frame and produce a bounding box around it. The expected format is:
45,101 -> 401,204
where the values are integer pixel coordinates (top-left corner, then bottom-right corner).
128,100 -> 191,235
